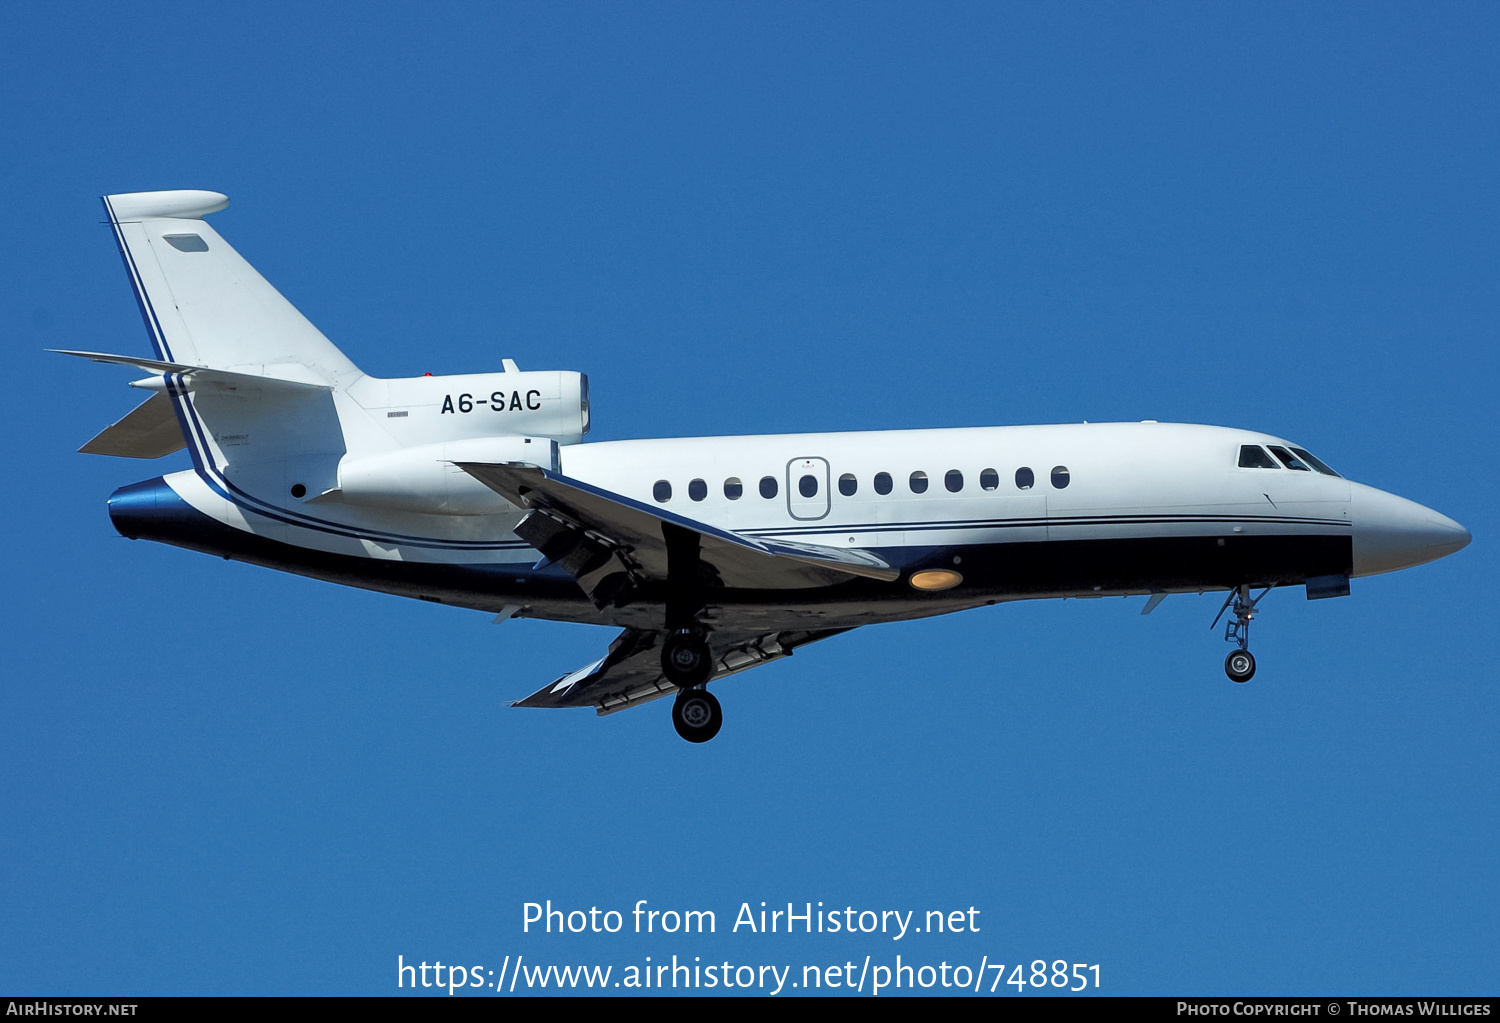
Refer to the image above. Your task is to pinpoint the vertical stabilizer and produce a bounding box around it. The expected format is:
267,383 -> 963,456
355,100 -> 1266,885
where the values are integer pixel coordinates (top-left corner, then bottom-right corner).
103,190 -> 362,386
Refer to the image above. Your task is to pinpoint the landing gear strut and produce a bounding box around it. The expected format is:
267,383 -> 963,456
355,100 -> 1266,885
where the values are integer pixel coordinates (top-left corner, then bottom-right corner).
1212,584 -> 1271,683
660,522 -> 722,738
672,687 -> 722,743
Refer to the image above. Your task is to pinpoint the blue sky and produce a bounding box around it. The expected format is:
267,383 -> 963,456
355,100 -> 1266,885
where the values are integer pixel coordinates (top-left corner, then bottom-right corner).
1,1 -> 1494,996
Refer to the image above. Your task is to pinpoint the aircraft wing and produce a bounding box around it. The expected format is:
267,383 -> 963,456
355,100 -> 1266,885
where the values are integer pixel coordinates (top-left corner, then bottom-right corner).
455,462 -> 898,609
515,626 -> 849,715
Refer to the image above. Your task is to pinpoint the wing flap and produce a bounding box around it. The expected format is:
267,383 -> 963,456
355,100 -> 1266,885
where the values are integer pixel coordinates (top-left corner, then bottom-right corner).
79,392 -> 186,459
515,627 -> 849,715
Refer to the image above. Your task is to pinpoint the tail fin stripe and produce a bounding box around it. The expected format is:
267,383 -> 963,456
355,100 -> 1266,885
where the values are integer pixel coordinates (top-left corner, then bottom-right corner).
103,195 -> 175,364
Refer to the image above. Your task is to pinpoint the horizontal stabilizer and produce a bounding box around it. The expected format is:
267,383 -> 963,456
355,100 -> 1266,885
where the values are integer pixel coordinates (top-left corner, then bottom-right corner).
79,392 -> 185,459
53,350 -> 332,394
455,461 -> 898,608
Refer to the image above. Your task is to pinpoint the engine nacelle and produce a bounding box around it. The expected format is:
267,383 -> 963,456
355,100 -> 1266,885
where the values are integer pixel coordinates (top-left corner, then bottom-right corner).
349,369 -> 590,445
333,436 -> 557,516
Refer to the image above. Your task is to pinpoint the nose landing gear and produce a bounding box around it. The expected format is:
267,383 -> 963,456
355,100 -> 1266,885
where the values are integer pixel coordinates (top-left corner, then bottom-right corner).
1212,584 -> 1271,683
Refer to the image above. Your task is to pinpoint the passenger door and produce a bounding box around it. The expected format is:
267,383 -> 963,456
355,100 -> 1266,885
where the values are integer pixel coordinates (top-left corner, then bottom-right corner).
786,457 -> 831,520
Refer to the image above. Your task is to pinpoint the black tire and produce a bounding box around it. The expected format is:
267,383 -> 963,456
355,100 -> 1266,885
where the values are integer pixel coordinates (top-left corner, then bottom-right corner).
661,629 -> 713,688
1225,649 -> 1256,683
672,688 -> 722,743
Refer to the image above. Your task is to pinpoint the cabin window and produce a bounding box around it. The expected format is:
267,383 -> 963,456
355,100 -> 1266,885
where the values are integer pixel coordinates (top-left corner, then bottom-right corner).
945,469 -> 964,493
724,477 -> 743,499
1269,445 -> 1312,471
909,471 -> 929,494
759,475 -> 778,499
1290,447 -> 1341,477
688,478 -> 707,501
838,473 -> 857,497
799,474 -> 819,498
1238,445 -> 1278,469
874,472 -> 893,495
653,480 -> 672,502
1051,466 -> 1070,489
1015,467 -> 1034,490
980,468 -> 999,490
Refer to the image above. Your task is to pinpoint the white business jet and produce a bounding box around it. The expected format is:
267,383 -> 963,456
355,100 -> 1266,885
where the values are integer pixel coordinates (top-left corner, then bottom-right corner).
64,190 -> 1471,742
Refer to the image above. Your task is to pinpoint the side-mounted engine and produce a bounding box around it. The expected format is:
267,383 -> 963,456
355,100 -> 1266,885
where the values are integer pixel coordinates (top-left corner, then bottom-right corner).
332,367 -> 589,515
346,367 -> 589,446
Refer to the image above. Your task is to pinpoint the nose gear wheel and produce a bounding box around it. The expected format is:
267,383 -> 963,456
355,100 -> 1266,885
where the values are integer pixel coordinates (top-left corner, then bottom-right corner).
1225,649 -> 1256,683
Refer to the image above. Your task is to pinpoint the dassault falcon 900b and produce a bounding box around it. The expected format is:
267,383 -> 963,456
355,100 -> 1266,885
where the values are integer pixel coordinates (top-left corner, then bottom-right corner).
67,190 -> 1471,742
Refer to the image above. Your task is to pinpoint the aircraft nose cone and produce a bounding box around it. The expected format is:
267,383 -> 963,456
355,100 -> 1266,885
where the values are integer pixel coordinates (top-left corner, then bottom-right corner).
1352,483 -> 1471,577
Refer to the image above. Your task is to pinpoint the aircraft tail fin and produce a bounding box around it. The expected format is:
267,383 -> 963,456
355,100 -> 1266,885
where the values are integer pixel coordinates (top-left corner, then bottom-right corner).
102,190 -> 362,386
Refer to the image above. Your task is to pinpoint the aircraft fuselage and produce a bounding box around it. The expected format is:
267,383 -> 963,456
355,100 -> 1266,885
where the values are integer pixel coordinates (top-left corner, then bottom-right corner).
107,421 -> 1464,635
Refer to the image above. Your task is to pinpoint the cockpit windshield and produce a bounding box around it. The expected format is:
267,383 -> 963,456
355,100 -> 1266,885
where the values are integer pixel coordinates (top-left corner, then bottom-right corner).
1289,447 -> 1340,477
1237,443 -> 1341,476
1238,445 -> 1278,468
1268,445 -> 1311,471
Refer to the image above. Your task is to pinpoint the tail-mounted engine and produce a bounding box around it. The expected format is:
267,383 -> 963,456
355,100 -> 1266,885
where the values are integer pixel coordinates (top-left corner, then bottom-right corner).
329,367 -> 590,515
347,368 -> 589,446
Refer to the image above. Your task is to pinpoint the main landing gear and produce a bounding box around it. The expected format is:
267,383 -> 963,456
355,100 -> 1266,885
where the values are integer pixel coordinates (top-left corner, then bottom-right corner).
660,522 -> 725,742
661,628 -> 714,687
662,630 -> 721,742
1212,584 -> 1271,683
672,687 -> 723,743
